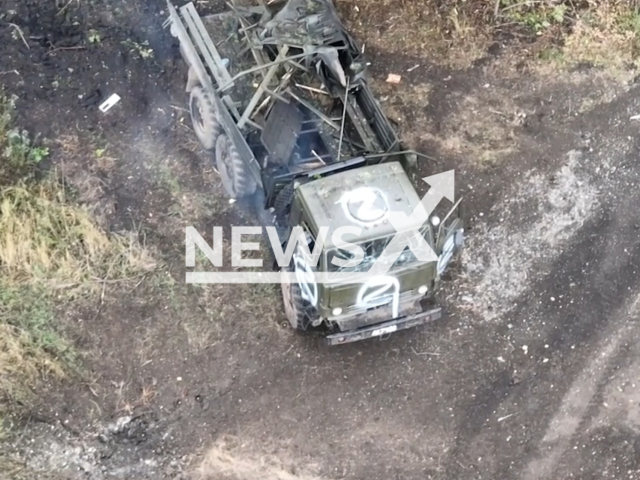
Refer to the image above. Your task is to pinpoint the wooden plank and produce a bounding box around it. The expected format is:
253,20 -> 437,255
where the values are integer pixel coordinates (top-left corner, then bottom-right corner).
179,5 -> 227,89
238,46 -> 289,129
236,17 -> 270,77
179,14 -> 220,87
167,2 -> 214,92
182,3 -> 233,87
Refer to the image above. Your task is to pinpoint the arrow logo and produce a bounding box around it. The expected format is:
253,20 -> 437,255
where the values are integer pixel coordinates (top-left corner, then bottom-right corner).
366,170 -> 455,276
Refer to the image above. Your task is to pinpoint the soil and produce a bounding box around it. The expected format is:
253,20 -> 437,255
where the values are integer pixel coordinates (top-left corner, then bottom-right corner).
2,0 -> 640,479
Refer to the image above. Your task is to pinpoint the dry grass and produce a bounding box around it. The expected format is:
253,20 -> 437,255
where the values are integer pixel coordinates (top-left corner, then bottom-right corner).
340,0 -> 492,68
196,436 -> 326,480
0,180 -> 155,288
0,95 -> 156,414
424,90 -> 523,165
0,321 -> 66,405
338,0 -> 640,72
562,5 -> 640,72
56,134 -> 118,227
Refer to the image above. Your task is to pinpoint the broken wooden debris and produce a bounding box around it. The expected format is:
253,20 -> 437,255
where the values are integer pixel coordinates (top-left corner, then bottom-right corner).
386,73 -> 402,84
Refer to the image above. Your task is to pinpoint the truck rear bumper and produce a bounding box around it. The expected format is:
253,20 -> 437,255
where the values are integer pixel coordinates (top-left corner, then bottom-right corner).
325,307 -> 442,345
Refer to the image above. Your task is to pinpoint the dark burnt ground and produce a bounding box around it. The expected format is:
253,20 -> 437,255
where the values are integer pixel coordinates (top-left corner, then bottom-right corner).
2,1 -> 640,479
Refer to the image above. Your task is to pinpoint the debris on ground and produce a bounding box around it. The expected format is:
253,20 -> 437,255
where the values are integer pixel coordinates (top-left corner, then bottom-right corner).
99,93 -> 121,113
386,73 -> 402,84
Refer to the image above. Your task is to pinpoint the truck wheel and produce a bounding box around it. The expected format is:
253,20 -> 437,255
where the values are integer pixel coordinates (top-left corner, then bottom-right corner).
281,268 -> 311,331
215,134 -> 256,198
274,183 -> 295,227
189,86 -> 220,150
261,234 -> 278,271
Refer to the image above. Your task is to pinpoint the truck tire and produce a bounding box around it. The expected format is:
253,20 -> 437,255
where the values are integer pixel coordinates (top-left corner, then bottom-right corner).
281,268 -> 311,330
273,183 -> 295,227
189,86 -> 220,150
215,134 -> 256,198
261,234 -> 278,272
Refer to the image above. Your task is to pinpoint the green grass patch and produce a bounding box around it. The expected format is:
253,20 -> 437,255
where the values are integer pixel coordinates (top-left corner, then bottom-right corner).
499,0 -> 569,32
0,93 -> 155,418
0,286 -> 70,408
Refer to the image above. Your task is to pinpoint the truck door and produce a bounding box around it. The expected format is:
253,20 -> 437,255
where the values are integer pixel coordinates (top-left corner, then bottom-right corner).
435,198 -> 464,275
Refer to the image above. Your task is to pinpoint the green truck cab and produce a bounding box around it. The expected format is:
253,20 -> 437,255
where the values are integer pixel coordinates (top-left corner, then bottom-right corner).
280,162 -> 463,344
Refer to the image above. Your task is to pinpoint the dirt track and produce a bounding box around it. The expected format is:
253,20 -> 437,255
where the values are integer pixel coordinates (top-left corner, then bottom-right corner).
1,0 -> 640,479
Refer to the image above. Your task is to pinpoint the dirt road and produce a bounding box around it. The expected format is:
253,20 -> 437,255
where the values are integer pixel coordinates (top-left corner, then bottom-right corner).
1,0 -> 639,479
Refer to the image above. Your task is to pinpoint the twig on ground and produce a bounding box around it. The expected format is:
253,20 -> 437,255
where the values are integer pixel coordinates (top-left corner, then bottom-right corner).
9,23 -> 30,49
45,46 -> 86,56
89,399 -> 102,416
411,347 -> 441,356
493,21 -> 521,29
132,275 -> 147,291
56,0 -> 75,16
501,0 -> 545,12
4,464 -> 25,477
100,253 -> 124,304
91,274 -> 147,285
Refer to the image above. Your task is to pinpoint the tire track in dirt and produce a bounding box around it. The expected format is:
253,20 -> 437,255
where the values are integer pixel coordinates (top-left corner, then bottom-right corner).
442,85 -> 640,479
523,294 -> 640,480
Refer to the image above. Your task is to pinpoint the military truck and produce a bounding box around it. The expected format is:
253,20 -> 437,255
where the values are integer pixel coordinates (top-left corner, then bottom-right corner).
166,0 -> 464,344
